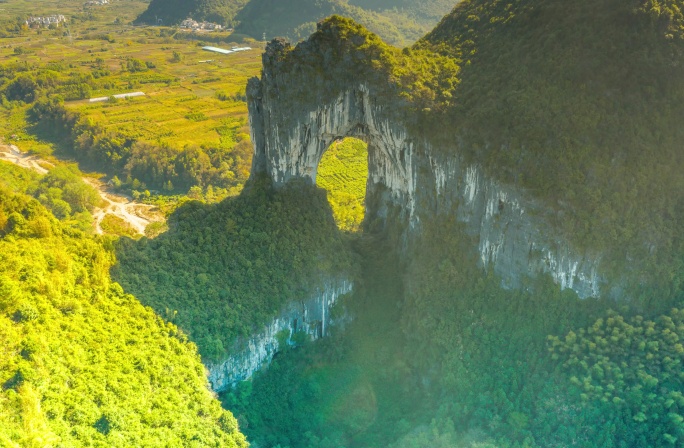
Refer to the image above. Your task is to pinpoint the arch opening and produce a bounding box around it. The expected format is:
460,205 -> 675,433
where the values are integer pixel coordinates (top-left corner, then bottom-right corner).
316,137 -> 369,232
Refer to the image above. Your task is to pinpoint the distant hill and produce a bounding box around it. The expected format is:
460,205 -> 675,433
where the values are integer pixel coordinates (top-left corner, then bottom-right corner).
235,0 -> 456,45
135,0 -> 249,26
348,0 -> 456,21
135,0 -> 457,45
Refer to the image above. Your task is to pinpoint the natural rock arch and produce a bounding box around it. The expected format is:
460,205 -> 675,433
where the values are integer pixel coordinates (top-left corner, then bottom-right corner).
247,37 -> 602,299
249,77 -> 417,219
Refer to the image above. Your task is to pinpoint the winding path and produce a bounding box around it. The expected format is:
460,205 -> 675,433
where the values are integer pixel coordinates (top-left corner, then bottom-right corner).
0,143 -> 163,235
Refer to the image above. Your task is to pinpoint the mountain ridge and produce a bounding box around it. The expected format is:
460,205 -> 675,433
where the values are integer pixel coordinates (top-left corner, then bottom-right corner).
135,0 -> 249,26
136,0 -> 457,45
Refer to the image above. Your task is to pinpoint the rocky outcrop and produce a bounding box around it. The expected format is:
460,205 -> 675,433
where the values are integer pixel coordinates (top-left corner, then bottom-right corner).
208,280 -> 352,392
247,37 -> 603,299
427,156 -> 600,298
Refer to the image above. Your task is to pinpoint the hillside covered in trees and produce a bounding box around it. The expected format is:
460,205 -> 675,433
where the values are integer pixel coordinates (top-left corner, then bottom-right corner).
233,0 -> 454,45
136,0 -> 455,45
415,0 -> 684,283
224,216 -> 684,447
136,0 -> 250,27
113,178 -> 354,362
207,1 -> 684,446
3,0 -> 684,446
0,162 -> 247,446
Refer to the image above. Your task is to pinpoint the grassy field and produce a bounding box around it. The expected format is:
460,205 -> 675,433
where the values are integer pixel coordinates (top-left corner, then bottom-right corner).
100,212 -> 139,237
0,24 -> 262,156
316,137 -> 368,232
0,0 -> 262,198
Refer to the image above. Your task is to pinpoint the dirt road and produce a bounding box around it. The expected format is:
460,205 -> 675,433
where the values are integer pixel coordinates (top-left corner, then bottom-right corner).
0,144 -> 163,235
0,144 -> 51,174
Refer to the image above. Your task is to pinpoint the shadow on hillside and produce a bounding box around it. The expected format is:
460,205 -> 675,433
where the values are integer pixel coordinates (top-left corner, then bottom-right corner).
110,177 -> 355,361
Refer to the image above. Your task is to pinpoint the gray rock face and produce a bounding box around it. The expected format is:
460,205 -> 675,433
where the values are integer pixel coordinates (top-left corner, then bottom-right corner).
208,280 -> 352,392
247,39 -> 603,299
209,35 -> 609,391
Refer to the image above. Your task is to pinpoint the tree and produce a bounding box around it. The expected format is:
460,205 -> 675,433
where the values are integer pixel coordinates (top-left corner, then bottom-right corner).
4,75 -> 38,102
125,58 -> 148,72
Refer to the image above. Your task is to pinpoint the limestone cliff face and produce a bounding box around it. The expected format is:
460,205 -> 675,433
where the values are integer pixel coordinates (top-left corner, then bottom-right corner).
248,38 -> 602,299
211,26 -> 607,391
208,280 -> 352,392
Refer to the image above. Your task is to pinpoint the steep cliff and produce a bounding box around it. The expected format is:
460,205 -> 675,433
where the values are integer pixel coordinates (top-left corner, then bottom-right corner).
248,19 -> 605,298
208,280 -> 352,391
226,4 -> 684,447
246,0 -> 684,300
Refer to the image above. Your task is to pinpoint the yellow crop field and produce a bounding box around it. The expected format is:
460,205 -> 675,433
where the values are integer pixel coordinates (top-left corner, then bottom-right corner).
317,138 -> 368,232
0,0 -> 263,195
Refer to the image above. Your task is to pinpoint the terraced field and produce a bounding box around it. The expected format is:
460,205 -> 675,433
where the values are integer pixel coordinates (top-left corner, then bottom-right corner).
0,0 -> 261,197
65,43 -> 260,151
316,138 -> 368,232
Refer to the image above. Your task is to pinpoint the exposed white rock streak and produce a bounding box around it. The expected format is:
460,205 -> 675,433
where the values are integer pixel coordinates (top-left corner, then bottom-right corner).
257,85 -> 417,218
428,152 -> 601,298
251,78 -> 602,298
207,280 -> 352,392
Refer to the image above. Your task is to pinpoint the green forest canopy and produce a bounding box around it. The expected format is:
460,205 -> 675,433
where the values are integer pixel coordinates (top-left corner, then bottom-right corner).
113,178 -> 354,362
0,161 -> 247,446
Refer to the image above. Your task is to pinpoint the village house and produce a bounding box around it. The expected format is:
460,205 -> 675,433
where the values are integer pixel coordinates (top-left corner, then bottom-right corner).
179,18 -> 223,31
84,0 -> 109,6
25,15 -> 67,28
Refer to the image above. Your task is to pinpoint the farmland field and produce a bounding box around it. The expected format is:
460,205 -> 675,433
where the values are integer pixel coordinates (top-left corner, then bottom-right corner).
0,0 -> 262,199
316,138 -> 368,232
0,0 -> 148,27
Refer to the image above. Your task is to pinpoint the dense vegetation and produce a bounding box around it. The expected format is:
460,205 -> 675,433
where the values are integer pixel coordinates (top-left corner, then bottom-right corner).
211,5 -> 684,444
316,138 -> 367,232
29,95 -> 252,193
0,161 -> 246,446
30,165 -> 101,221
259,4 -> 684,293
225,216 -> 684,447
136,0 -> 250,26
260,16 -> 460,119
551,308 -> 684,446
113,178 -> 354,361
413,0 -> 684,287
3,1 -> 684,447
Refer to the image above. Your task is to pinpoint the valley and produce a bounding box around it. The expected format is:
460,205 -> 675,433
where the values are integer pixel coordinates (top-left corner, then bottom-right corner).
1,0 -> 684,447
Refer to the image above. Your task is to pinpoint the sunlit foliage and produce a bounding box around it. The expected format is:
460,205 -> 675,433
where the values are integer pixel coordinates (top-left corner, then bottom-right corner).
0,162 -> 247,446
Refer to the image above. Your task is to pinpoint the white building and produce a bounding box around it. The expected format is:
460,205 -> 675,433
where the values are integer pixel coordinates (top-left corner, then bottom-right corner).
180,18 -> 223,31
26,15 -> 67,27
